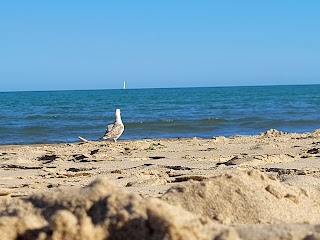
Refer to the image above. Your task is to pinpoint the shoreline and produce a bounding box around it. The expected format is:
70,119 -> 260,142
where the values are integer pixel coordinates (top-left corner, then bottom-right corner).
1,127 -> 319,146
1,128 -> 320,239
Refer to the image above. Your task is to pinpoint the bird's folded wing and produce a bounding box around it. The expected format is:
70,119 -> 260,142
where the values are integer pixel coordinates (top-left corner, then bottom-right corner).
104,124 -> 124,138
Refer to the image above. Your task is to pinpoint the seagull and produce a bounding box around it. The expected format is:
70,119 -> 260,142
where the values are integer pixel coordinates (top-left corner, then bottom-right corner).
100,109 -> 124,142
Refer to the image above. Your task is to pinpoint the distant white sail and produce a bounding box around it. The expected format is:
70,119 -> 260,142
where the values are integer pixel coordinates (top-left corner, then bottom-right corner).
123,81 -> 126,89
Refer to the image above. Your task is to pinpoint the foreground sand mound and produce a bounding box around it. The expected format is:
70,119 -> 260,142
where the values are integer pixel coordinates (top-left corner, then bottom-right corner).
0,178 -> 233,240
161,169 -> 320,224
1,170 -> 320,240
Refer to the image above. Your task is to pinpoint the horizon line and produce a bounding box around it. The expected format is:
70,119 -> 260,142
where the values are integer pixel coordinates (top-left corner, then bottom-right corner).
1,83 -> 319,93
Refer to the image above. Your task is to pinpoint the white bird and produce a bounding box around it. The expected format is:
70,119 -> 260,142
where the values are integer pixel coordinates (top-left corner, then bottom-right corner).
100,109 -> 124,142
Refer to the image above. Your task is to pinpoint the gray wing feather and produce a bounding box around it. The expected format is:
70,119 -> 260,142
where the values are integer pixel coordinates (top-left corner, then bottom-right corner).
107,124 -> 114,132
103,123 -> 124,139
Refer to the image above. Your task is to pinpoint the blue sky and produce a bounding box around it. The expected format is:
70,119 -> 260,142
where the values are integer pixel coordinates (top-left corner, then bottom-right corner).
0,1 -> 319,91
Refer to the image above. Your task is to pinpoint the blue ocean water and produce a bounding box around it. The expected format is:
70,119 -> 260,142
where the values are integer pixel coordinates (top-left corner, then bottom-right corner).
0,85 -> 319,145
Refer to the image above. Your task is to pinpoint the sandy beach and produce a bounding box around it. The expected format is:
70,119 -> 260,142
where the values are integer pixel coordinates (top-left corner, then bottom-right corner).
1,129 -> 320,239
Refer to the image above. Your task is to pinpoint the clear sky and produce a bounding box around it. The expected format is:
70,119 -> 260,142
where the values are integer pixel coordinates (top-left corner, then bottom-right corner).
1,1 -> 319,91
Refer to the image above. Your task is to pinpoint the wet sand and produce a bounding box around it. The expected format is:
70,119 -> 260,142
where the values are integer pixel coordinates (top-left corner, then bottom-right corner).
1,129 -> 320,239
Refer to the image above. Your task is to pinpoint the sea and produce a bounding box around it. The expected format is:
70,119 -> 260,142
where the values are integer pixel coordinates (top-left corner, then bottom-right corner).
0,84 -> 319,145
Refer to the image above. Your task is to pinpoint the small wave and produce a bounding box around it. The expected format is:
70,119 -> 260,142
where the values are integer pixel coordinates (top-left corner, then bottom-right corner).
200,118 -> 226,123
289,119 -> 320,125
21,126 -> 51,135
24,114 -> 58,120
232,117 -> 264,123
254,119 -> 320,131
162,119 -> 174,122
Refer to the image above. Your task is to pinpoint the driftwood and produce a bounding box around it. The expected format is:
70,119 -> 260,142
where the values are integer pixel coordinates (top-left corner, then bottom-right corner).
78,136 -> 90,142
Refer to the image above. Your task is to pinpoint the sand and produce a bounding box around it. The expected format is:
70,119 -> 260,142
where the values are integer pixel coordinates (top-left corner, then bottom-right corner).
0,129 -> 320,239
